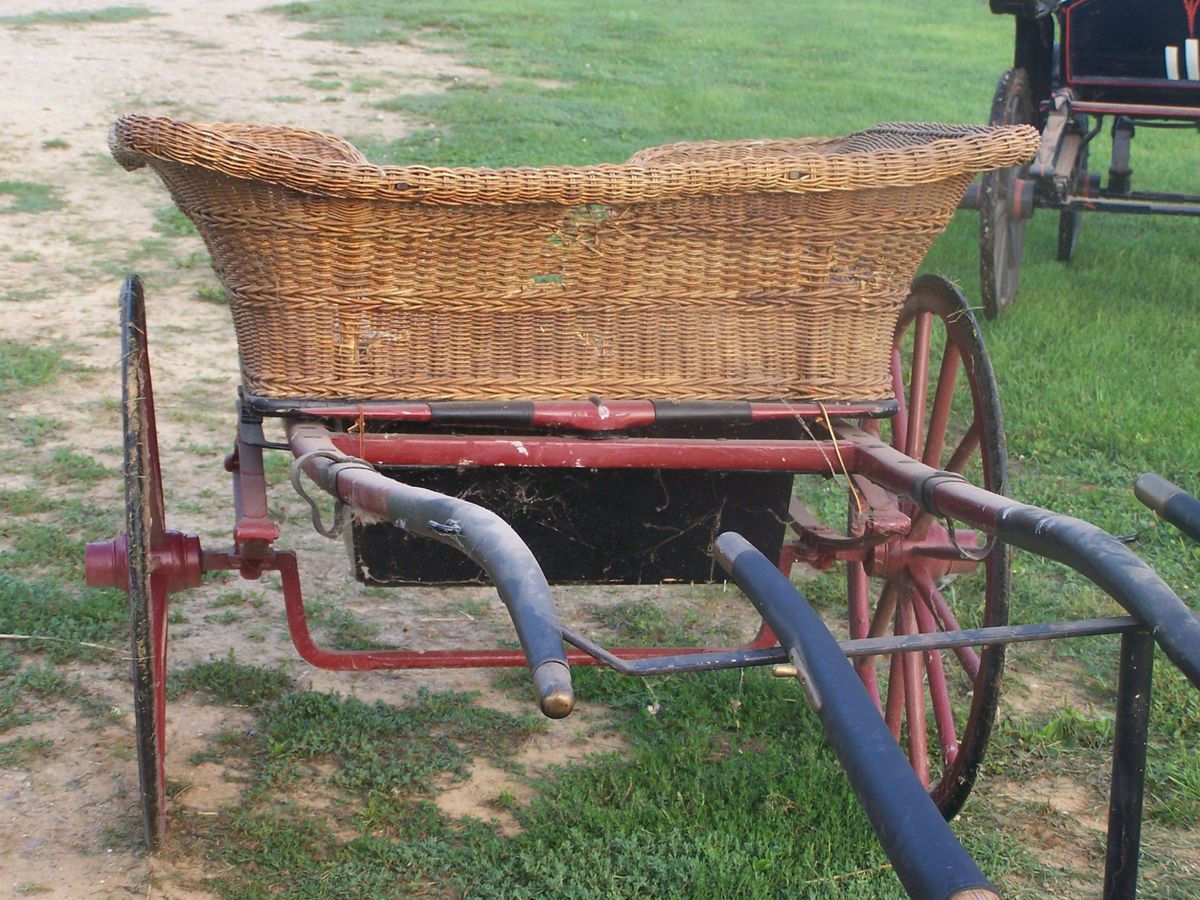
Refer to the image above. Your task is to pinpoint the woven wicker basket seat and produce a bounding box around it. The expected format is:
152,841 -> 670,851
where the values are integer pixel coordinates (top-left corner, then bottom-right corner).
109,115 -> 1039,402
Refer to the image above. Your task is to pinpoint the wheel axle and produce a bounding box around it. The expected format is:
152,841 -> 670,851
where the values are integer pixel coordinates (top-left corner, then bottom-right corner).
865,520 -> 986,581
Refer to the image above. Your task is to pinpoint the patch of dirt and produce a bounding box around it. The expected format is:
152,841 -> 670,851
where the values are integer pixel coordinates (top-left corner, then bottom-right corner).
0,2 -> 492,895
166,702 -> 254,814
435,702 -> 627,834
0,6 -> 755,894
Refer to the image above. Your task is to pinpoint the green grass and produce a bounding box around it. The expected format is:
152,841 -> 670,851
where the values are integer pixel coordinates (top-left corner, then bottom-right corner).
0,181 -> 63,214
0,736 -> 54,768
0,574 -> 126,662
174,655 -> 294,706
0,340 -> 69,392
0,6 -> 158,28
33,447 -> 113,486
152,205 -> 198,238
0,495 -> 120,581
14,415 -> 67,448
181,671 -> 1048,898
276,0 -> 1011,167
195,284 -> 228,304
297,597 -> 391,651
587,596 -> 733,646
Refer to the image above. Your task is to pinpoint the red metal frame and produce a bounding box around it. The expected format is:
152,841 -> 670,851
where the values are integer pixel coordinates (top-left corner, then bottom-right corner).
85,411 -> 1001,677
328,432 -> 850,472
263,415 -> 1002,676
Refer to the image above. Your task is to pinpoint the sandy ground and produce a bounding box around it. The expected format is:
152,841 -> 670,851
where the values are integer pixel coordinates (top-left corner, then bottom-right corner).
0,2 -> 505,896
1,8 -> 764,896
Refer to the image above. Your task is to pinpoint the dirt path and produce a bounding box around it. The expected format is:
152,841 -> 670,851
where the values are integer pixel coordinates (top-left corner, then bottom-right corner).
0,3 -> 493,896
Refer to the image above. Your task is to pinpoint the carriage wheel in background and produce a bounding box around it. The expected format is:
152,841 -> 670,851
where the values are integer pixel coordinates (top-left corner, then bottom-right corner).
980,68 -> 1034,319
121,275 -> 170,849
1057,127 -> 1089,262
849,275 -> 1010,818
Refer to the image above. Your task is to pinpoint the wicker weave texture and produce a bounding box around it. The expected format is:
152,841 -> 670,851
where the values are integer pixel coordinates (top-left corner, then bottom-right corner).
110,115 -> 1038,401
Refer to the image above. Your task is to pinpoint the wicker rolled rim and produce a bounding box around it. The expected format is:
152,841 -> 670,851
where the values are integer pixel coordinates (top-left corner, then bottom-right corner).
110,114 -> 1041,206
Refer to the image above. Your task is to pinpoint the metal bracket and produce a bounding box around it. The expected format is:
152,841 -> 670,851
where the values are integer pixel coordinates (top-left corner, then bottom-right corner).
289,449 -> 375,538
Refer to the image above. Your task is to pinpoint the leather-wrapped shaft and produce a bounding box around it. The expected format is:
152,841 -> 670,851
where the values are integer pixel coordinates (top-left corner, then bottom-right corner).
713,532 -> 1000,900
1136,473 -> 1200,546
994,505 -> 1200,690
287,421 -> 573,718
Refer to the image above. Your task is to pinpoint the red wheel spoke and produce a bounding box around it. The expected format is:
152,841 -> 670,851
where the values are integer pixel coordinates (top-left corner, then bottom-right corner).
900,597 -> 930,787
910,583 -> 959,766
849,561 -> 870,640
905,311 -> 933,460
944,421 -> 982,476
884,645 -> 906,740
868,581 -> 900,640
849,562 -> 882,710
890,345 -> 908,453
913,569 -> 981,681
922,343 -> 961,469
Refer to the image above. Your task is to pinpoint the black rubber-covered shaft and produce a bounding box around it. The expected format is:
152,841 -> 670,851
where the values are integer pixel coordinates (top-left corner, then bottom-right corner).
713,532 -> 999,900
994,505 -> 1200,690
1136,473 -> 1200,545
287,422 -> 572,717
1103,628 -> 1154,899
847,427 -> 1200,691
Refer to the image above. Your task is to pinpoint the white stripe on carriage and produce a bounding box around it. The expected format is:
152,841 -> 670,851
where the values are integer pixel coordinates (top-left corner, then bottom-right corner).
1187,39 -> 1199,81
1166,46 -> 1181,80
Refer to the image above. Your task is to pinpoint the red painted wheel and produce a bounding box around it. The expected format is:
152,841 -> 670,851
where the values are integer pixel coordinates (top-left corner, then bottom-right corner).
121,275 -> 170,849
980,68 -> 1034,319
850,275 -> 1010,817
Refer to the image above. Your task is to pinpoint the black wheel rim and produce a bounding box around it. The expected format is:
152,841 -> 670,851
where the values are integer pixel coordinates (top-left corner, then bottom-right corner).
980,68 -> 1033,319
121,274 -> 169,850
855,275 -> 1010,817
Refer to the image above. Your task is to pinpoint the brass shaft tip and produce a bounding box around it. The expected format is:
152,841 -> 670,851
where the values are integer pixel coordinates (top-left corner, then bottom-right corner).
539,689 -> 575,719
532,660 -> 574,719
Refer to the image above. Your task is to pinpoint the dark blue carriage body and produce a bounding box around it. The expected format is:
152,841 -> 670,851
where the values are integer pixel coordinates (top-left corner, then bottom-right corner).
1062,0 -> 1200,104
993,0 -> 1200,109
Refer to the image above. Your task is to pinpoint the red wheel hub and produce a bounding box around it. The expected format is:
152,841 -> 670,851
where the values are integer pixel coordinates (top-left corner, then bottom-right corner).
866,519 -> 985,581
85,531 -> 204,594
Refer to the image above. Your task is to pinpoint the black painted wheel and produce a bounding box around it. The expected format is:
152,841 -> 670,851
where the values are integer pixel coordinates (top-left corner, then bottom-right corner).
851,275 -> 1010,817
121,275 -> 170,849
980,68 -> 1034,319
1057,127 -> 1089,262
